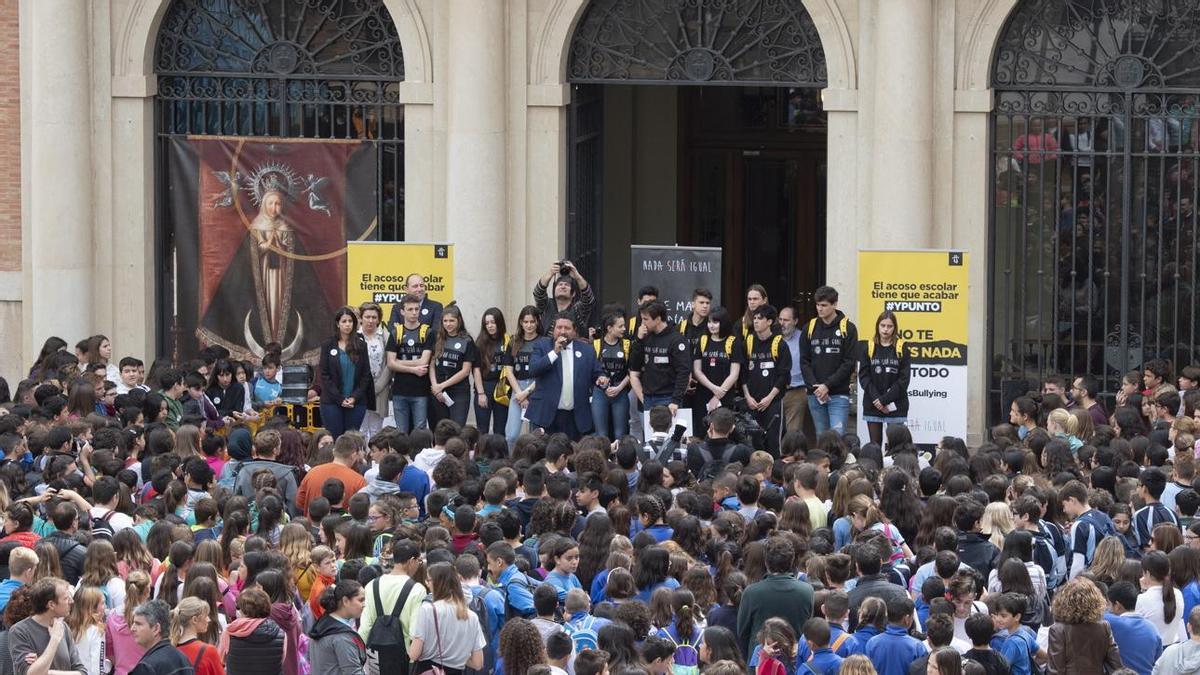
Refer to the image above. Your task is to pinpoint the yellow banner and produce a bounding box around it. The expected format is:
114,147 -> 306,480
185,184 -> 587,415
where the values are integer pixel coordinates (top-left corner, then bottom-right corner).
857,250 -> 969,442
857,250 -> 969,364
346,242 -> 454,320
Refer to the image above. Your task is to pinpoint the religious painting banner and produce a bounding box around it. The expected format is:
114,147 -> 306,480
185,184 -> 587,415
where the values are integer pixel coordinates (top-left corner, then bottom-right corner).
345,242 -> 455,323
169,137 -> 378,363
856,250 -> 970,444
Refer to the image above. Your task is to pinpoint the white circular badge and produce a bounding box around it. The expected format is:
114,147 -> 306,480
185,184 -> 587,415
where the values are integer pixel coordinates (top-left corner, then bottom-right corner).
407,339 -> 415,346
678,343 -> 687,351
617,351 -> 624,358
454,342 -> 462,350
575,351 -> 583,358
422,308 -> 429,315
330,349 -> 338,356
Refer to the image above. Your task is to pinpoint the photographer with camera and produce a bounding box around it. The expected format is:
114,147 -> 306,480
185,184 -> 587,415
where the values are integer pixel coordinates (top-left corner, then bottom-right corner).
532,260 -> 596,337
685,407 -> 751,481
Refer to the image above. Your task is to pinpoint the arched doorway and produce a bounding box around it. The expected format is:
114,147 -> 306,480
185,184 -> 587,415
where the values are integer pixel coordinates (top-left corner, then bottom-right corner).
565,0 -> 829,318
154,0 -> 406,360
989,0 -> 1200,414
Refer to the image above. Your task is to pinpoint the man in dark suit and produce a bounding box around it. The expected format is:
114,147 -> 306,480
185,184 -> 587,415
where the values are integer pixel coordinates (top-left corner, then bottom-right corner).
527,315 -> 603,440
387,272 -> 443,329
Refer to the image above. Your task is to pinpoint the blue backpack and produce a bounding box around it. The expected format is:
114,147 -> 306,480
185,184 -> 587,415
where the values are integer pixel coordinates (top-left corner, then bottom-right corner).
565,615 -> 600,652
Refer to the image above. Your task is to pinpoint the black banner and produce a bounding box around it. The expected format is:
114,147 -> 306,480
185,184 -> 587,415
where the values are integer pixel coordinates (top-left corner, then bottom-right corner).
630,246 -> 723,325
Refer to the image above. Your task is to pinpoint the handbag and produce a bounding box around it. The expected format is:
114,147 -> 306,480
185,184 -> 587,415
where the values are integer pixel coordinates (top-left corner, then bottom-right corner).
493,368 -> 512,406
416,601 -> 447,675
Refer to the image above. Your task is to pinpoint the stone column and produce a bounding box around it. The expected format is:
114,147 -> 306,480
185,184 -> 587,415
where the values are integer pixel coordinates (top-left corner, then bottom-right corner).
27,0 -> 94,343
444,0 -> 508,319
870,0 -> 934,248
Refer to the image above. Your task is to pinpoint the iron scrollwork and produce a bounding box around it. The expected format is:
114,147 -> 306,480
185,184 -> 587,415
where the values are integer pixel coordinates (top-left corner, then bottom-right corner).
989,0 -> 1200,416
568,0 -> 828,87
994,0 -> 1200,92
156,0 -> 404,80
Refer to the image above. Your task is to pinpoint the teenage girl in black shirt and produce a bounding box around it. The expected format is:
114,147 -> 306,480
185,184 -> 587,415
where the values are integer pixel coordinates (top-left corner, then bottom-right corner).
473,307 -> 510,435
505,305 -> 544,446
592,311 -> 632,440
692,307 -> 745,427
429,305 -> 478,425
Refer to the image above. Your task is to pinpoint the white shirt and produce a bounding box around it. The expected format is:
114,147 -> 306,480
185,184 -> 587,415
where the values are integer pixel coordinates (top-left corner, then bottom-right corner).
549,347 -> 575,411
1137,585 -> 1188,645
88,506 -> 133,533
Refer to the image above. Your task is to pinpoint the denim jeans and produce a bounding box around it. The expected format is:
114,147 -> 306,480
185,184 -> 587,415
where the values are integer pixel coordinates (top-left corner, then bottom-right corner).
505,379 -> 534,447
320,403 -> 366,439
808,394 -> 851,435
392,395 -> 429,434
591,386 -> 631,440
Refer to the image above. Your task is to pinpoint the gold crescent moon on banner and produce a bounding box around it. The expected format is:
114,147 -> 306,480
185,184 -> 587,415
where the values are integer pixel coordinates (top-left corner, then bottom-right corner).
229,138 -> 378,261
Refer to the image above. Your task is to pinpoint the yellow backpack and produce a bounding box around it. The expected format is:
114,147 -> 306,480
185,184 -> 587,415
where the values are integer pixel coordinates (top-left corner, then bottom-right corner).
593,338 -> 632,358
745,334 -> 783,360
806,316 -> 849,339
393,323 -> 430,343
866,339 -> 906,360
699,335 -> 736,356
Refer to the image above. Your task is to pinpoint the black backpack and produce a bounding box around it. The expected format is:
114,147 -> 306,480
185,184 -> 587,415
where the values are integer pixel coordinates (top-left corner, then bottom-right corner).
90,509 -> 117,541
695,441 -> 742,481
366,577 -> 417,673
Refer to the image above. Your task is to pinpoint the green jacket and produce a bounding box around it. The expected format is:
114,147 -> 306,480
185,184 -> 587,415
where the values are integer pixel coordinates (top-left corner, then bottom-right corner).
162,392 -> 182,430
736,573 -> 815,654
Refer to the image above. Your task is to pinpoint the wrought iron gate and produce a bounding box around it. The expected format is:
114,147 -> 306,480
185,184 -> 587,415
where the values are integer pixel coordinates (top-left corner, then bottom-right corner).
154,0 -> 405,358
990,0 -> 1200,414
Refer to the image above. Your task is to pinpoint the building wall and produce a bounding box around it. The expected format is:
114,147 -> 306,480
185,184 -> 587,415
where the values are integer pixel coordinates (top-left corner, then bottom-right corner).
0,0 -> 20,386
11,0 -> 1022,442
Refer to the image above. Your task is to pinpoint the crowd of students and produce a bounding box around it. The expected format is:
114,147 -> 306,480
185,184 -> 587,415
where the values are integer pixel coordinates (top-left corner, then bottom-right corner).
7,265 -> 1200,675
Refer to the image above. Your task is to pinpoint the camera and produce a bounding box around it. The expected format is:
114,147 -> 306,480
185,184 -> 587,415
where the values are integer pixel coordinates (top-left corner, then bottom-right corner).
559,260 -> 573,273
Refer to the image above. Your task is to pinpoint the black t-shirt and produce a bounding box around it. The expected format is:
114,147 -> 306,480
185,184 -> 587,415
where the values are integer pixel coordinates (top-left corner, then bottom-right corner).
679,316 -> 706,350
596,338 -> 630,382
510,340 -> 537,381
434,334 -> 479,389
480,337 -> 509,382
386,323 -> 433,397
694,335 -> 746,392
744,333 -> 792,399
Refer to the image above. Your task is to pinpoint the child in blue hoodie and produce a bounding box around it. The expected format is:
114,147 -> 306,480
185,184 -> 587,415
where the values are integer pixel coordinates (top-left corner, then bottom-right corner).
864,597 -> 928,675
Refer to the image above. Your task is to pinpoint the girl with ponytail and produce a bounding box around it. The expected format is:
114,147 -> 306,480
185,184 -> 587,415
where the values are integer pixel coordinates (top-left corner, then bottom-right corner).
308,580 -> 367,674
171,596 -> 225,675
1138,550 -> 1187,644
652,588 -> 703,673
106,570 -> 152,675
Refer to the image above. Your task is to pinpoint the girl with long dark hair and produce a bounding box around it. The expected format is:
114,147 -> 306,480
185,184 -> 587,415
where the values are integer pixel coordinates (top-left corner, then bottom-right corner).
430,304 -> 477,426
1138,550 -> 1186,645
505,305 -> 543,445
592,311 -> 632,440
317,306 -> 373,437
473,307 -> 510,435
859,310 -> 911,446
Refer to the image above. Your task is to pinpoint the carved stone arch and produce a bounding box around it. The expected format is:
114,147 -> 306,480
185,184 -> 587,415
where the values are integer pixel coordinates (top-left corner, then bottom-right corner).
531,0 -> 856,92
957,0 -> 1020,91
115,0 -> 433,86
